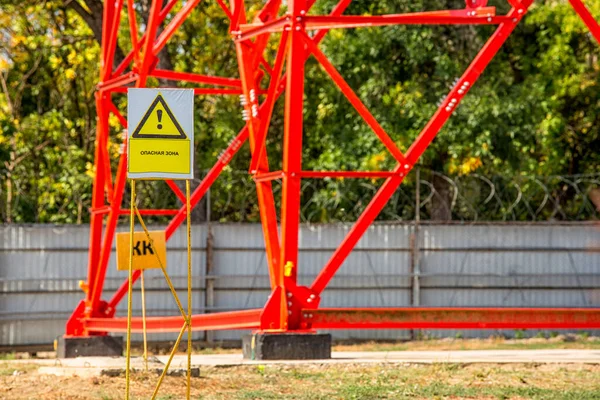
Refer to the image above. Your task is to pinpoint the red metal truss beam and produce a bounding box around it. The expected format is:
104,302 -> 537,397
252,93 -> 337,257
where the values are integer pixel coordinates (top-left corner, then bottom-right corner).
307,308 -> 600,329
234,1 -> 284,302
247,0 -> 354,173
249,0 -> 283,69
114,0 -> 179,76
310,2 -> 534,295
216,0 -> 233,19
248,31 -> 289,173
569,0 -> 600,44
166,180 -> 186,203
126,0 -> 141,69
302,32 -> 406,165
300,171 -> 403,179
153,0 -> 204,57
137,0 -> 163,87
109,87 -> 244,95
248,0 -> 353,175
253,170 -> 285,182
88,106 -> 129,315
237,16 -> 289,41
84,95 -> 108,318
150,69 -> 242,88
106,126 -> 249,311
86,309 -> 262,333
97,72 -> 138,92
301,14 -> 511,31
237,7 -> 502,39
279,0 -> 308,288
255,171 -> 403,181
102,0 -> 124,80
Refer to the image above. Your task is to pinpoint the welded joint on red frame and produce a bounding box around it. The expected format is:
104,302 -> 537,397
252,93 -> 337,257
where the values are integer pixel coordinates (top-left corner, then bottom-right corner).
234,16 -> 291,41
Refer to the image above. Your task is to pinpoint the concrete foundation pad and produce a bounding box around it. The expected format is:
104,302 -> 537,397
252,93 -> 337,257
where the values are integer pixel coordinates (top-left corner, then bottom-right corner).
57,336 -> 123,358
163,349 -> 600,366
242,333 -> 332,360
35,356 -> 200,378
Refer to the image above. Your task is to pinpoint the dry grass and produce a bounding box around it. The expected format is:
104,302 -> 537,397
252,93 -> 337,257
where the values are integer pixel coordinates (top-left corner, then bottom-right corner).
1,362 -> 599,399
332,335 -> 600,352
1,337 -> 600,399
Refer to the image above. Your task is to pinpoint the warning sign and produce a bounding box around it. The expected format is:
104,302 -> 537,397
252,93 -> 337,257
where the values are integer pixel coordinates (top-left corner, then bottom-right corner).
116,230 -> 167,271
127,89 -> 194,180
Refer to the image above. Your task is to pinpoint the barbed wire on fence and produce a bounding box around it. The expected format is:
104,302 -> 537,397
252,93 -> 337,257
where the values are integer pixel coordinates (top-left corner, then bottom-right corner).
196,169 -> 600,223
8,168 -> 598,224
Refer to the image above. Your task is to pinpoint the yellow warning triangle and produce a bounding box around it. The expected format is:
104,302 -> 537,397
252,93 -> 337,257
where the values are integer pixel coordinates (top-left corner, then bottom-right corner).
131,94 -> 187,139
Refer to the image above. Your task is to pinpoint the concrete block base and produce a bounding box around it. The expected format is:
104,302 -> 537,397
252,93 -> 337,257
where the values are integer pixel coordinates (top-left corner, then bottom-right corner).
243,333 -> 331,360
57,336 -> 123,358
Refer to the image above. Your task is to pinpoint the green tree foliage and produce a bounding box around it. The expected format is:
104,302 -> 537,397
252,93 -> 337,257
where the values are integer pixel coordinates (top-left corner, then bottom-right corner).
0,2 -> 99,223
0,0 -> 598,223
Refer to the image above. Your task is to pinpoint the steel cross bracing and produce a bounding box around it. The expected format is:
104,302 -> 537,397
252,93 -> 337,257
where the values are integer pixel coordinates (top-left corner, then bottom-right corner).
67,0 -> 600,337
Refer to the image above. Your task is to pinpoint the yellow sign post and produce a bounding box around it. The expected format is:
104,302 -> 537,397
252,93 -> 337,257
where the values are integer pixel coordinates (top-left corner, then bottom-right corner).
124,88 -> 194,400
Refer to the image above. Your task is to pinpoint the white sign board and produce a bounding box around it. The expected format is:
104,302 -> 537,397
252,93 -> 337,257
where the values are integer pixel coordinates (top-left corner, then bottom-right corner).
127,88 -> 194,180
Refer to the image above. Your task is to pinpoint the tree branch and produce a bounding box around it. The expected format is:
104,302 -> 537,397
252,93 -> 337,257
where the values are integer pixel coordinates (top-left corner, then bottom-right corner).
65,0 -> 125,68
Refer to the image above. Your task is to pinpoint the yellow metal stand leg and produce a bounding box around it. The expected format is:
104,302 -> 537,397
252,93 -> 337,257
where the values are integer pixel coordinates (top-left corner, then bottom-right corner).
151,323 -> 187,400
123,179 -> 193,399
186,179 -> 192,399
125,179 -> 136,400
141,269 -> 148,372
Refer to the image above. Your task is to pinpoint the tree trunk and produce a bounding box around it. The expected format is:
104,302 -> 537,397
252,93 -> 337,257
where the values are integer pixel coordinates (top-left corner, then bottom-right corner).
68,0 -> 126,67
429,173 -> 453,221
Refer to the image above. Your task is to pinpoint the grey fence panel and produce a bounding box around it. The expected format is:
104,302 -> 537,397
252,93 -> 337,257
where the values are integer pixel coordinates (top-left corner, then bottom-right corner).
0,223 -> 599,346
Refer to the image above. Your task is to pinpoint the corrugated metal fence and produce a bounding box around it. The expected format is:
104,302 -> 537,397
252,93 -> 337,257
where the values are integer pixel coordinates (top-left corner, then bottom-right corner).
1,223 -> 599,346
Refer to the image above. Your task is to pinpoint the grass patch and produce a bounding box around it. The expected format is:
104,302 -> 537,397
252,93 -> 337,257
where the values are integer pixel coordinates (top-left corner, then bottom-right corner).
333,336 -> 600,352
0,362 -> 38,376
0,353 -> 16,360
416,383 -> 600,399
237,389 -> 282,399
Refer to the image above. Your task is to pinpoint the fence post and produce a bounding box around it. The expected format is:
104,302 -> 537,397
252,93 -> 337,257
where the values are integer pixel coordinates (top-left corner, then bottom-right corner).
204,188 -> 215,343
410,167 -> 421,308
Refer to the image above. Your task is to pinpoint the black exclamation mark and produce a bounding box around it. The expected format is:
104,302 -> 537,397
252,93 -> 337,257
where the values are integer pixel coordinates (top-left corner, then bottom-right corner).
157,110 -> 163,129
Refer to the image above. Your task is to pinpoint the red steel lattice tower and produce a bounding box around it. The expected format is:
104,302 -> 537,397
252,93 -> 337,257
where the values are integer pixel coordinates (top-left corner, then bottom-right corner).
66,0 -> 600,338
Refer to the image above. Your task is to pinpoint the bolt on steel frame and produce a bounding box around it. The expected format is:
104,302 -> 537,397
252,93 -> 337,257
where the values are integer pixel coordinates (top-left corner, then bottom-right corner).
66,0 -> 600,338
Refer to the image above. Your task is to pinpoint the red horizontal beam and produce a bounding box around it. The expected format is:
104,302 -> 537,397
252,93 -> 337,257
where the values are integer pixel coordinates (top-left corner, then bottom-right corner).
303,13 -> 513,31
150,69 -> 242,88
85,309 -> 262,333
300,171 -> 402,179
253,170 -> 402,181
97,72 -> 138,91
253,170 -> 285,182
90,206 -> 112,215
109,87 -> 244,96
237,16 -> 290,41
237,7 -> 502,38
306,308 -> 600,329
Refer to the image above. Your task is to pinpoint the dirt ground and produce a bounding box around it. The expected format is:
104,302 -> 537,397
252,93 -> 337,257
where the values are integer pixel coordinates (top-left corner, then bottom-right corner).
1,362 -> 600,399
1,337 -> 600,399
